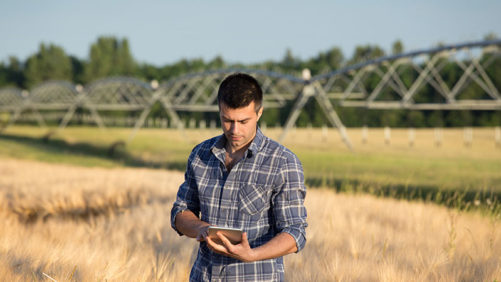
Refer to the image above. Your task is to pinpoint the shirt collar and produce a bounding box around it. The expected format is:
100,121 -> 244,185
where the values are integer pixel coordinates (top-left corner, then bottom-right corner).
211,126 -> 265,159
248,127 -> 265,155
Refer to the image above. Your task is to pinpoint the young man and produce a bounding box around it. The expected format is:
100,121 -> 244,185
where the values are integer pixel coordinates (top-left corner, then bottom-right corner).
171,73 -> 307,281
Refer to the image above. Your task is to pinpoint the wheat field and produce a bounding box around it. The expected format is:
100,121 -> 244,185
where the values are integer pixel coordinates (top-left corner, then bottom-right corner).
0,157 -> 500,281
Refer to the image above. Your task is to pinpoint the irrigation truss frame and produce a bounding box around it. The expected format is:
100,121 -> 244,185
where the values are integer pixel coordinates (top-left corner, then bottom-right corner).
0,39 -> 500,150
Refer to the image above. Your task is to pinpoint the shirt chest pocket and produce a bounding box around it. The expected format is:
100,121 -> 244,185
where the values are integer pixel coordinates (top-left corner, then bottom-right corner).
238,184 -> 271,217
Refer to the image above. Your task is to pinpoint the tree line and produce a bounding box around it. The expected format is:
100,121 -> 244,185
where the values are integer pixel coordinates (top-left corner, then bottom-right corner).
0,35 -> 500,128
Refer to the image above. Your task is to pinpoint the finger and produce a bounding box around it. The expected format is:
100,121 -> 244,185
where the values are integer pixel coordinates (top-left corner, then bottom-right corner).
216,232 -> 234,253
206,236 -> 229,254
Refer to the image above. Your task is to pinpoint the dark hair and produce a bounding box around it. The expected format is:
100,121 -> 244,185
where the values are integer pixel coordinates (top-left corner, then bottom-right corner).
217,73 -> 263,112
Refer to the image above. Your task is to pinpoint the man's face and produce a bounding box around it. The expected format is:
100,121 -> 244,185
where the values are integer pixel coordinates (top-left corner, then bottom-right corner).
219,101 -> 263,152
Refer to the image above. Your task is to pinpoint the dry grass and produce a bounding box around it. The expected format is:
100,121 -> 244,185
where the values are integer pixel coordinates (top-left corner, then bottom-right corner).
287,189 -> 501,281
0,158 -> 194,281
0,158 -> 500,281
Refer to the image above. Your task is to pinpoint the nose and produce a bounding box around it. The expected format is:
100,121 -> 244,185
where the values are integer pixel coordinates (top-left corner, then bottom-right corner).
230,122 -> 237,133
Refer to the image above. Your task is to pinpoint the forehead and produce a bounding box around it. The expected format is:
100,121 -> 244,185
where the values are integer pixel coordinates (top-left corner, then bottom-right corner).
219,101 -> 257,119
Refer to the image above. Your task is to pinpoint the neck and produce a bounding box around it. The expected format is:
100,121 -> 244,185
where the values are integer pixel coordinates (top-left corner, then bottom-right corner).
226,142 -> 250,155
226,133 -> 256,155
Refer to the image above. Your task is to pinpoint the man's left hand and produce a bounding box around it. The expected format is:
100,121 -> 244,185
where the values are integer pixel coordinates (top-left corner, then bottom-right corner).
205,232 -> 257,262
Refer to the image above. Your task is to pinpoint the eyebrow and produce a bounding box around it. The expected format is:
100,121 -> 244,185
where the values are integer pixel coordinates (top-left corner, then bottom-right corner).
222,116 -> 251,122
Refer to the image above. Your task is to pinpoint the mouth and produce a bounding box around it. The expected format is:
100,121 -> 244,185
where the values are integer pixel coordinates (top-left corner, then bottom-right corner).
229,135 -> 242,141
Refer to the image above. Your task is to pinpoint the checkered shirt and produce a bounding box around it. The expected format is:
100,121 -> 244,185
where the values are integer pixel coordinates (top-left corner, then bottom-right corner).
171,128 -> 307,282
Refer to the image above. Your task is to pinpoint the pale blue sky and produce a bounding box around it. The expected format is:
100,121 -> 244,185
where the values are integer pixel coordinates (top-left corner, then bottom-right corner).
1,0 -> 500,66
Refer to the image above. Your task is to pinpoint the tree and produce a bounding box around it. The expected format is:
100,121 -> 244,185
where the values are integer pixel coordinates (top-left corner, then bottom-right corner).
305,47 -> 344,75
0,62 -> 7,87
484,32 -> 498,40
446,110 -> 473,127
208,55 -> 226,69
348,44 -> 385,65
380,110 -> 405,127
84,36 -> 136,82
0,56 -> 24,88
69,56 -> 85,85
24,43 -> 72,88
427,111 -> 444,127
392,40 -> 404,55
407,110 -> 425,127
280,48 -> 300,73
138,63 -> 162,81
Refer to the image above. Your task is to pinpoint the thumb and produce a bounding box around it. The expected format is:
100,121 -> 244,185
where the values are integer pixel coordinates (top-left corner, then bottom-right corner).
242,232 -> 250,246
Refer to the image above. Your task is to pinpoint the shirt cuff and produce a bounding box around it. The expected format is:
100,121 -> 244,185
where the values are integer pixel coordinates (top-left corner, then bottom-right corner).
170,206 -> 187,236
281,225 -> 307,252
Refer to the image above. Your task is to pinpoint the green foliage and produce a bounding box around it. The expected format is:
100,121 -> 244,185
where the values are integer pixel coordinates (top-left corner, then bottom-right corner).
84,36 -> 136,83
304,47 -> 344,75
261,108 -> 280,127
484,32 -> 498,40
406,111 -> 426,127
70,56 -> 85,85
392,40 -> 404,55
381,110 -> 405,127
0,57 -> 25,88
446,111 -> 473,127
280,48 -> 301,74
137,57 -> 209,82
24,43 -> 72,89
427,111 -> 445,127
348,44 -> 386,65
0,62 -> 8,87
208,55 -> 226,70
1,36 -> 500,128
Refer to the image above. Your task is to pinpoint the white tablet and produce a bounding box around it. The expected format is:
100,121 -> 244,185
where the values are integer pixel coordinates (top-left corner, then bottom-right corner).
207,226 -> 243,244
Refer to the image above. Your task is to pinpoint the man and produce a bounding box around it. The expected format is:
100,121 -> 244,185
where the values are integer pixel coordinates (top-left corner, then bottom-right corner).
171,73 -> 307,281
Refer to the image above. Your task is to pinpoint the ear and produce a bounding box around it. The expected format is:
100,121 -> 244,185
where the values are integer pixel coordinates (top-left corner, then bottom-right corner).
257,106 -> 263,121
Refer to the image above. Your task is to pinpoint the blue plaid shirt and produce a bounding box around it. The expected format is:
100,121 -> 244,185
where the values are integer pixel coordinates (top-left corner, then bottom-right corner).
171,128 -> 307,282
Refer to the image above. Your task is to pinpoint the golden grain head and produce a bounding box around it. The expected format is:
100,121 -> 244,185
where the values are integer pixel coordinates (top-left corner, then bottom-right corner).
0,158 -> 500,281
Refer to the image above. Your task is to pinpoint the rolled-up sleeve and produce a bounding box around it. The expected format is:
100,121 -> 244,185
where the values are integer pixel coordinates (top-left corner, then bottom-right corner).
273,150 -> 308,252
170,148 -> 200,236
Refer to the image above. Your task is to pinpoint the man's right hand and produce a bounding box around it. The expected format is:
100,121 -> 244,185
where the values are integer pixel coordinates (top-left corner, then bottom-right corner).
175,210 -> 210,239
196,225 -> 211,242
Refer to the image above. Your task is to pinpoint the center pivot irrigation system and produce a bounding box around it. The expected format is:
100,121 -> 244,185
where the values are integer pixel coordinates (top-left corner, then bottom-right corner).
1,40 -> 500,150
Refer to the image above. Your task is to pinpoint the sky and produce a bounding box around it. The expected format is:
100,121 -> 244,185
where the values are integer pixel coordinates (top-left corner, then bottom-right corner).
1,0 -> 500,66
